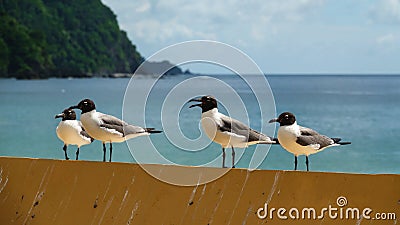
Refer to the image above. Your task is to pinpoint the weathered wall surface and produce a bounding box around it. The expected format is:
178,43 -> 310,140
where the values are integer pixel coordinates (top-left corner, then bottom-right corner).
0,157 -> 398,225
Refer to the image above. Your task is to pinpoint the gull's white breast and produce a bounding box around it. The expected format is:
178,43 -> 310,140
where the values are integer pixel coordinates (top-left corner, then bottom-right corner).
277,123 -> 321,156
201,109 -> 247,148
80,111 -> 125,143
56,120 -> 91,147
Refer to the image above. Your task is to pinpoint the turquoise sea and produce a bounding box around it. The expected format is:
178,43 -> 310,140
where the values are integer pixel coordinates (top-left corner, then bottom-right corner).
0,75 -> 399,174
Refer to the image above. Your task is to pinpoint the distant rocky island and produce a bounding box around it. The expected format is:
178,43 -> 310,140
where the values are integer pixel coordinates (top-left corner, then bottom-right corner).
135,60 -> 191,76
97,60 -> 192,78
0,0 -> 185,79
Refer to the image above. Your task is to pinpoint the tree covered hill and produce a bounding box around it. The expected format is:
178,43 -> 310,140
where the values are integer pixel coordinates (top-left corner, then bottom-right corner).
0,0 -> 143,79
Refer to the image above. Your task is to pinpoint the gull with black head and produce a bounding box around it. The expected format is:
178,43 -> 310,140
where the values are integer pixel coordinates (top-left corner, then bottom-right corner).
55,108 -> 94,160
269,112 -> 351,171
70,99 -> 162,162
189,95 -> 276,168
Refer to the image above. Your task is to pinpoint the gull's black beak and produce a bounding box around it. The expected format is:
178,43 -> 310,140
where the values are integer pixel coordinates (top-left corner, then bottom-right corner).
55,113 -> 64,119
269,118 -> 278,123
69,105 -> 79,109
189,104 -> 202,108
188,98 -> 202,108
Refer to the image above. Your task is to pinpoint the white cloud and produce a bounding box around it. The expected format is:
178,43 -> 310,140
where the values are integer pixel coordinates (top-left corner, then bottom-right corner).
136,1 -> 151,13
103,0 -> 325,45
101,0 -> 400,73
370,0 -> 400,24
377,33 -> 399,44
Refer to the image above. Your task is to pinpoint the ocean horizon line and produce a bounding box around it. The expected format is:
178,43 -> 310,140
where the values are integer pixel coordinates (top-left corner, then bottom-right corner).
1,73 -> 399,81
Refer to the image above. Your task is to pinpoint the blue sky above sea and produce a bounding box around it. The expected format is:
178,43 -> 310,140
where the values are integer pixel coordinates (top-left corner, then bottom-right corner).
101,0 -> 400,74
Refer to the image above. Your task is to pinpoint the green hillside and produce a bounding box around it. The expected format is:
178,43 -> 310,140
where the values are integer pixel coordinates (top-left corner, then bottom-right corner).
0,0 -> 143,79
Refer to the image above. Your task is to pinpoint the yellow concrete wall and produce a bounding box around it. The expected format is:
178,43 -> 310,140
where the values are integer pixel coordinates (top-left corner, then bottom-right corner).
0,157 -> 398,225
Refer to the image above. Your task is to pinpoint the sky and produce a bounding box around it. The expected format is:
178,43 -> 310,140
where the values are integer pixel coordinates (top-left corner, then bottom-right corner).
101,0 -> 400,74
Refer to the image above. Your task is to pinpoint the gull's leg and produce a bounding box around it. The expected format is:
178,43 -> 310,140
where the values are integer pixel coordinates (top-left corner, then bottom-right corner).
306,155 -> 309,171
63,144 -> 69,160
109,143 -> 113,162
102,143 -> 106,162
222,147 -> 226,168
231,147 -> 235,168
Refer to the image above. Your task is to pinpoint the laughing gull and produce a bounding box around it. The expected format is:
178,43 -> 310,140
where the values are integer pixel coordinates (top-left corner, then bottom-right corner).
189,95 -> 276,168
269,112 -> 351,171
70,99 -> 162,162
55,108 -> 94,160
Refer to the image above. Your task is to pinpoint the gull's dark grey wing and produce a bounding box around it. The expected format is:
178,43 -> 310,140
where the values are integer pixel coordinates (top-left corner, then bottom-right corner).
219,115 -> 275,143
296,126 -> 334,149
99,113 -> 147,136
99,113 -> 125,135
298,126 -> 320,136
80,130 -> 94,142
99,123 -> 147,136
143,128 -> 163,133
99,123 -> 124,135
78,121 -> 94,142
99,113 -> 127,127
122,124 -> 147,136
